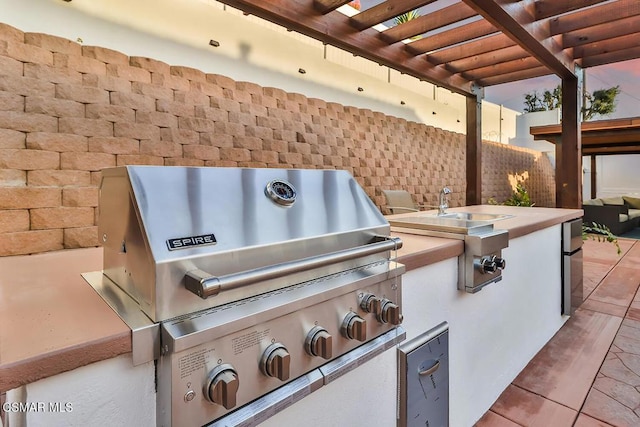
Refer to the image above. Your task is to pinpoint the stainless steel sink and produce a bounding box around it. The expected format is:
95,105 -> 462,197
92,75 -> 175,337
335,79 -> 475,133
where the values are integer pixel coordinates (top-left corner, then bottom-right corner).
438,212 -> 513,222
388,215 -> 495,236
388,211 -> 512,236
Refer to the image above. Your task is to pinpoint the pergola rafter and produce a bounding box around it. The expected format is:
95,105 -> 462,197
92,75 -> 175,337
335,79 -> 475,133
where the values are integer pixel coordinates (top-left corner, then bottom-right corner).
216,0 -> 640,208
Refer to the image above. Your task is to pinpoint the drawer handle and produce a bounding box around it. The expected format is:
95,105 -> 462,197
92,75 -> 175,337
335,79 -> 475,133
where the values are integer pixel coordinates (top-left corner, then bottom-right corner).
418,360 -> 440,376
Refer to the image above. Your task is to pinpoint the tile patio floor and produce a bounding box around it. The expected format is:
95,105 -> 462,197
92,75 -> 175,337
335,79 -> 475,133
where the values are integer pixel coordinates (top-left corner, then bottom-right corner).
476,237 -> 640,427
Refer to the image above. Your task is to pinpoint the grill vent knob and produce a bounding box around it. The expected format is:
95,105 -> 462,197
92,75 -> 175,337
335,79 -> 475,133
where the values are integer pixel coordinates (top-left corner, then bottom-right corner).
205,364 -> 239,410
260,343 -> 291,381
305,326 -> 333,359
341,312 -> 367,342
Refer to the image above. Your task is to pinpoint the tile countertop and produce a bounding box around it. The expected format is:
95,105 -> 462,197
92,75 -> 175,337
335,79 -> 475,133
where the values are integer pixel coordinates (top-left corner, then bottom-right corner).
466,205 -> 583,239
388,205 -> 584,240
0,205 -> 582,393
0,247 -> 131,392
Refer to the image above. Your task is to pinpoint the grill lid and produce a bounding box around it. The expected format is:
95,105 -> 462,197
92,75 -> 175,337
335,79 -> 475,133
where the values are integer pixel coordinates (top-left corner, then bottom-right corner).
99,166 -> 395,321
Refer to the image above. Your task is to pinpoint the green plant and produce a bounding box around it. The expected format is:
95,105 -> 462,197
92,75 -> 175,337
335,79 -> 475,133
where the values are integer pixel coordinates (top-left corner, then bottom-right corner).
583,222 -> 621,255
523,84 -> 621,121
584,86 -> 621,120
495,186 -> 620,254
394,10 -> 421,25
394,10 -> 422,40
503,184 -> 534,207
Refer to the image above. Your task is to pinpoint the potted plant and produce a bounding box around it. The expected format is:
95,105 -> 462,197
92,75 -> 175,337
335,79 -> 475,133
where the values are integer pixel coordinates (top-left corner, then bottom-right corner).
493,185 -> 621,254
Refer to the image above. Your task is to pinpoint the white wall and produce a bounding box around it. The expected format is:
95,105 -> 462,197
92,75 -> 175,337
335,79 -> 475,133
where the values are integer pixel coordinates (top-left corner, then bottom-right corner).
584,155 -> 640,199
482,102 -> 520,144
0,0 -> 516,139
402,226 -> 565,426
5,355 -> 155,427
509,110 -> 559,154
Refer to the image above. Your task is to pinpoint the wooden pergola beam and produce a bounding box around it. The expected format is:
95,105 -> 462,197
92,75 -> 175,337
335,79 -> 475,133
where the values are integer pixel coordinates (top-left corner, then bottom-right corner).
380,2 -> 477,44
447,45 -> 530,74
313,0 -> 351,14
531,118 -> 640,145
406,19 -> 497,54
218,0 -> 476,96
220,1 -> 639,88
464,56 -> 542,81
563,15 -> 640,50
583,147 -> 640,155
581,46 -> 640,68
350,0 -> 436,30
548,0 -> 640,35
463,0 -> 576,79
427,33 -> 516,65
534,0 -> 609,21
476,65 -> 550,86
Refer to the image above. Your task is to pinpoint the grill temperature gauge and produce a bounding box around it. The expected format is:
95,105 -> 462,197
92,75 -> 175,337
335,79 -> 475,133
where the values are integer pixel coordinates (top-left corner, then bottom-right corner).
265,180 -> 297,206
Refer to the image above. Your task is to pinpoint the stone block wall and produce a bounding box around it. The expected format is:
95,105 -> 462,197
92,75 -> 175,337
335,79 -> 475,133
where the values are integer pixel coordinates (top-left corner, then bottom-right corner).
0,23 -> 555,256
483,141 -> 555,206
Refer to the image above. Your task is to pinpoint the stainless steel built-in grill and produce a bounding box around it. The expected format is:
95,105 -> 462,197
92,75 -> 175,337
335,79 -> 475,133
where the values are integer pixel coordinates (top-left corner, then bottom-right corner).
84,166 -> 405,427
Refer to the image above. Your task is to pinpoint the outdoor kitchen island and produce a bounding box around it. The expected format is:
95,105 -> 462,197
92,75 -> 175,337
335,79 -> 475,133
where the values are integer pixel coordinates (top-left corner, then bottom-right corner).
0,205 -> 582,427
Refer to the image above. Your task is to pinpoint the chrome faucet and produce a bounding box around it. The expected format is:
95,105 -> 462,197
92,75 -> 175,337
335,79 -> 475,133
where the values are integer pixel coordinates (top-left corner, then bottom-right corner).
438,187 -> 452,215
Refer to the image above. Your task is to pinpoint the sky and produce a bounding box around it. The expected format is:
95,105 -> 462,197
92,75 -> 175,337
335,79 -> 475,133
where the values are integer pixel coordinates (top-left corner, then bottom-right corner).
485,58 -> 640,118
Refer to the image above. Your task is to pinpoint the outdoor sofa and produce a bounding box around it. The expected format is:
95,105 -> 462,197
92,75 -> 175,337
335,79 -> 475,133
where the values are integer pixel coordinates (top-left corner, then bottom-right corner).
583,195 -> 640,235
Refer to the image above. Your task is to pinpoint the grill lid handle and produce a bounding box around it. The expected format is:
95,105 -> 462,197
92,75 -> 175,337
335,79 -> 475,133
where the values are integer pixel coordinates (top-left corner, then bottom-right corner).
184,236 -> 403,299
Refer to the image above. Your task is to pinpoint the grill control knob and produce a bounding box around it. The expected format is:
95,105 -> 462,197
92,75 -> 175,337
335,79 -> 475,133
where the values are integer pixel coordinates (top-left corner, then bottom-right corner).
479,256 -> 498,274
360,293 -> 382,314
204,364 -> 239,410
377,299 -> 402,325
493,256 -> 506,270
305,326 -> 333,360
260,343 -> 290,381
341,312 -> 367,342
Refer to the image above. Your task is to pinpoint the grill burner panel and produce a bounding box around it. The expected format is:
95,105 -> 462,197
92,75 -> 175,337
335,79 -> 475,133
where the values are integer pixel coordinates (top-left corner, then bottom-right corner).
159,261 -> 402,427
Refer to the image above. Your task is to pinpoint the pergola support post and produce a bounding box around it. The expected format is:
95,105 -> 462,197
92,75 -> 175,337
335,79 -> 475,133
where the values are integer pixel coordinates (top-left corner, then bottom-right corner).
590,155 -> 597,199
557,72 -> 583,208
466,93 -> 482,205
